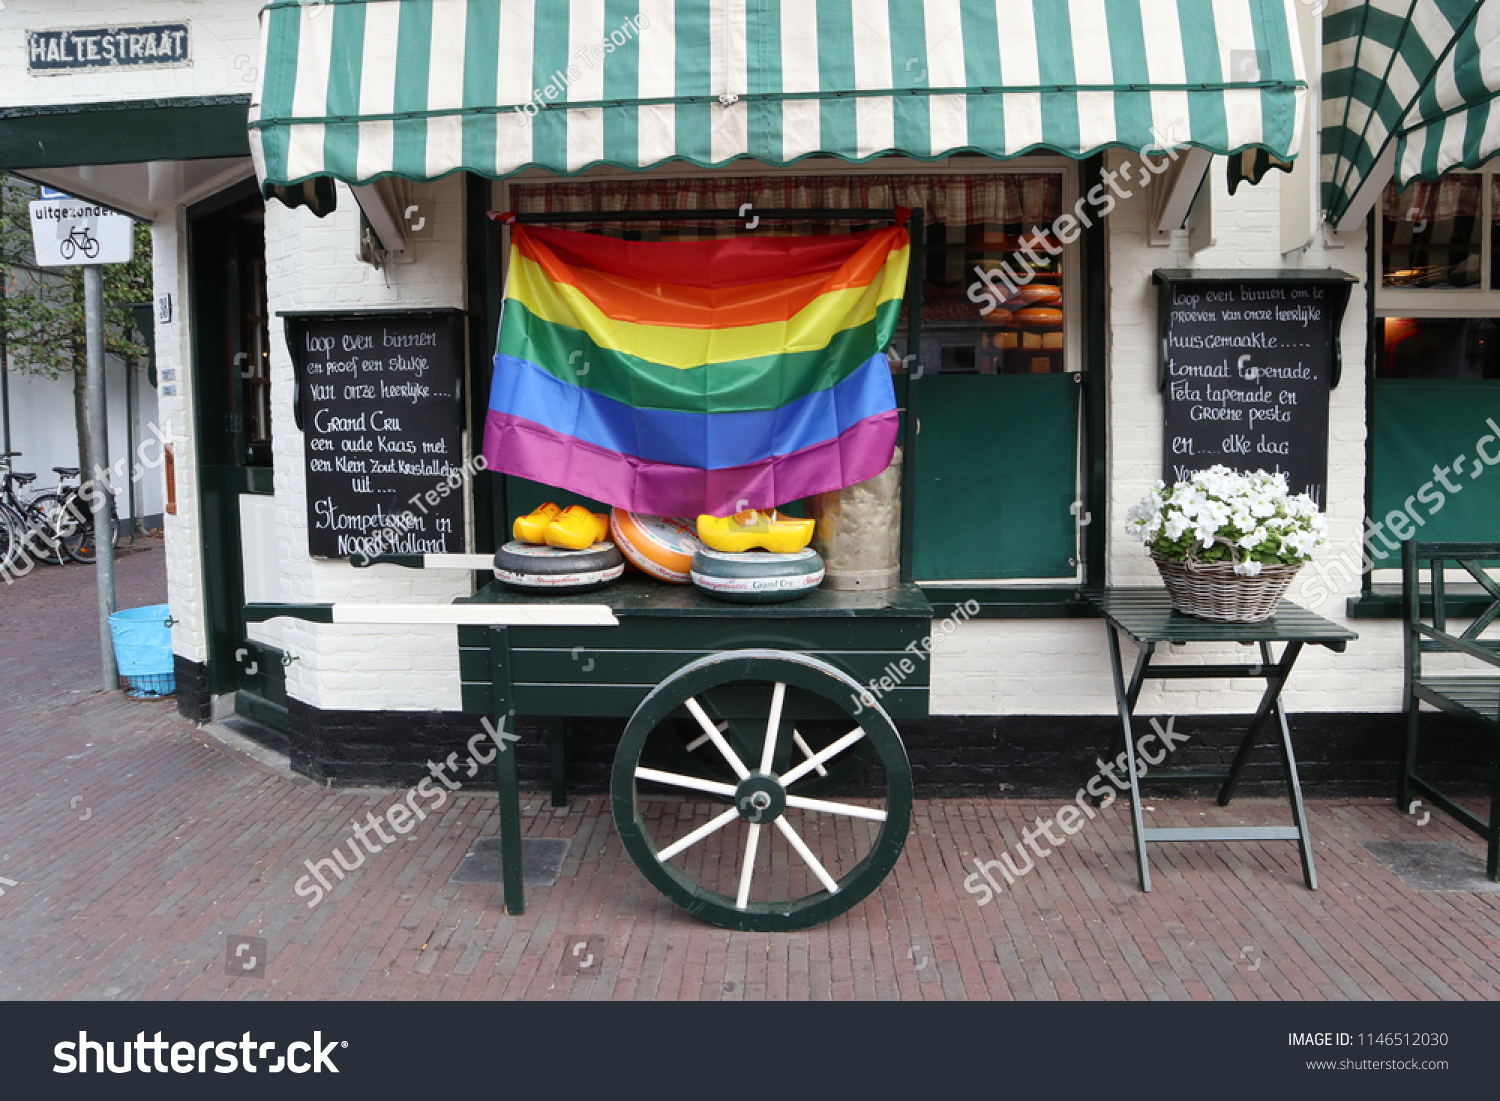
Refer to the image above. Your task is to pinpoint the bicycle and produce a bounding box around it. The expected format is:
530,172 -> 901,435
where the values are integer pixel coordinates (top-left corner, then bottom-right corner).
0,451 -> 73,570
52,465 -> 119,564
58,226 -> 100,261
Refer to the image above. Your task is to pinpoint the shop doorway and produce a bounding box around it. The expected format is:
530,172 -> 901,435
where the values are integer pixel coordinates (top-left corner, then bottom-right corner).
187,182 -> 287,731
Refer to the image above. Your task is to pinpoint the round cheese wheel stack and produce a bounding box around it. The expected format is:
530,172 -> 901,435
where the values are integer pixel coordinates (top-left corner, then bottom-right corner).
609,509 -> 703,584
1013,284 -> 1062,307
1012,306 -> 1064,329
493,541 -> 625,592
690,547 -> 825,604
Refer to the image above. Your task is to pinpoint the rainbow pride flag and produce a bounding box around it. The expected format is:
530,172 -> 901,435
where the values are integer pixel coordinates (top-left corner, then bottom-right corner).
482,223 -> 910,517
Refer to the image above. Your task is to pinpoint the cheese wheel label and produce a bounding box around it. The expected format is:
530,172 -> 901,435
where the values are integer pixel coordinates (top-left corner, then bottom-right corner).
501,541 -> 617,558
494,563 -> 624,588
691,569 -> 825,593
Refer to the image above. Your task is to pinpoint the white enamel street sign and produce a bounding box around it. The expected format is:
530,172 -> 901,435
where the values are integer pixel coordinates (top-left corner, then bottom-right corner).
29,198 -> 134,267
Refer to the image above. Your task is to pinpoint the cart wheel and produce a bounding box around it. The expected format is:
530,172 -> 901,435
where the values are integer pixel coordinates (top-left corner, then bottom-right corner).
612,650 -> 912,931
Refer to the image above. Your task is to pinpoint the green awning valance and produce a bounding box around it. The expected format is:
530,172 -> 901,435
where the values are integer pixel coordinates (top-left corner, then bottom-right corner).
249,0 -> 1306,189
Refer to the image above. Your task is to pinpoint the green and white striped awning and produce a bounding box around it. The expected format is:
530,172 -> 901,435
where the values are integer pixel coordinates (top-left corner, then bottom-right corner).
249,0 -> 1307,189
1396,5 -> 1500,184
1321,0 -> 1485,226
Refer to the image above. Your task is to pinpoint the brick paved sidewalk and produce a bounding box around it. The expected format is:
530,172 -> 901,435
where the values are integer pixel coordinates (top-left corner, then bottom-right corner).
2,546 -> 1498,1001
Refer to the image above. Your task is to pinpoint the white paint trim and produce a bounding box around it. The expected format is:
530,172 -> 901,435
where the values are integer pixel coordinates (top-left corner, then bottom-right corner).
1280,0 -> 1321,255
421,553 -> 498,569
349,178 -> 411,255
1331,142 -> 1395,234
328,603 -> 618,626
1148,147 -> 1213,246
173,160 -> 259,211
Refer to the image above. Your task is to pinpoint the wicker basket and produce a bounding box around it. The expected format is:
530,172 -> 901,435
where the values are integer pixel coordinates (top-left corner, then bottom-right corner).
1151,552 -> 1302,623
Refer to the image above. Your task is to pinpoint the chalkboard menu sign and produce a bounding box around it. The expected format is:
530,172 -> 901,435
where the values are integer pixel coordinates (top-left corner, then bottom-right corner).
1154,270 -> 1355,509
284,310 -> 466,558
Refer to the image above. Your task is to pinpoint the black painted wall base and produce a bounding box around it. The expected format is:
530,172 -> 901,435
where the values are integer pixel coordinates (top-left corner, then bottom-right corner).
174,656 -> 212,723
280,701 -> 1492,800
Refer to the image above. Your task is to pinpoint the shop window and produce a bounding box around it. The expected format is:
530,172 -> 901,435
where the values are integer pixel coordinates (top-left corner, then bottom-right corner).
1377,317 -> 1500,380
1381,175 -> 1481,289
506,168 -> 1083,585
885,179 -> 1080,584
215,206 -> 272,469
1372,175 -> 1500,550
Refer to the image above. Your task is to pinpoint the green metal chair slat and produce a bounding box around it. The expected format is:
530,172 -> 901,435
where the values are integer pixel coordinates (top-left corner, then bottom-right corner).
1400,541 -> 1500,881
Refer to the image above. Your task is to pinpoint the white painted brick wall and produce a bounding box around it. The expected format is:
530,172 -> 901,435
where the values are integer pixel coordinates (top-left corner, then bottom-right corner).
151,211 -> 212,665
0,2 -> 262,108
261,177 -> 474,713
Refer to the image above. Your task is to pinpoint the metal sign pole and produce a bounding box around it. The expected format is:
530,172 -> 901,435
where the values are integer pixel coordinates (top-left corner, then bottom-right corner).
84,264 -> 117,691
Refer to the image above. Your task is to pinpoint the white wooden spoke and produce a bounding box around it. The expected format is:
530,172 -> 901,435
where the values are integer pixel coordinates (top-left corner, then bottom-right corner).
685,697 -> 750,779
784,793 -> 887,822
760,682 -> 785,774
792,729 -> 828,776
656,807 -> 740,863
774,817 -> 840,894
684,718 -> 729,753
736,823 -> 762,908
634,767 -> 738,799
779,727 -> 866,786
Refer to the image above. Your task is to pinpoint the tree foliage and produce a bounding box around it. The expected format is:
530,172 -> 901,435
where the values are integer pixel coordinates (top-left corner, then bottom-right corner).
0,173 -> 155,476
0,173 -> 153,380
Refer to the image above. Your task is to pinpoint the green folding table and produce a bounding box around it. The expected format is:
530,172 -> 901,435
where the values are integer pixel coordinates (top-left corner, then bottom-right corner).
1087,589 -> 1357,892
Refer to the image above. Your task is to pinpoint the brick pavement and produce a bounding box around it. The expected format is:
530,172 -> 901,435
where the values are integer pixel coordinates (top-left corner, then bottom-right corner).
1,544 -> 1498,1001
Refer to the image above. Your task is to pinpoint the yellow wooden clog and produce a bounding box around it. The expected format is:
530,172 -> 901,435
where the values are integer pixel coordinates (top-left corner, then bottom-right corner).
513,502 -> 561,544
696,509 -> 815,554
545,505 -> 610,550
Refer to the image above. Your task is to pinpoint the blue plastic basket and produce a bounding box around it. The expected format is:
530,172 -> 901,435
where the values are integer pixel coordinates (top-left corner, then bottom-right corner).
108,603 -> 175,699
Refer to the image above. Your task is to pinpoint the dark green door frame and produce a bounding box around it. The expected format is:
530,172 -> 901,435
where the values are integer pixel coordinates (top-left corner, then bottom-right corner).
187,180 -> 286,724
465,173 -> 506,557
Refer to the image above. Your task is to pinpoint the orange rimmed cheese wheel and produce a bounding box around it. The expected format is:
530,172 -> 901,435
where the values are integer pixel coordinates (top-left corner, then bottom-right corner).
1012,307 -> 1064,329
1013,284 -> 1062,307
982,306 -> 1012,326
608,509 -> 704,584
974,230 -> 1019,249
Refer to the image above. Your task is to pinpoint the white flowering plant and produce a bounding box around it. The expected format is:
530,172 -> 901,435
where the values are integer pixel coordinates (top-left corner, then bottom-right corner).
1124,466 -> 1327,577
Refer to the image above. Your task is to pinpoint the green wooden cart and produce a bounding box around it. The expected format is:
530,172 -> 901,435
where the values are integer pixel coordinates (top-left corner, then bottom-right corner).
249,207 -> 940,930
248,571 -> 932,931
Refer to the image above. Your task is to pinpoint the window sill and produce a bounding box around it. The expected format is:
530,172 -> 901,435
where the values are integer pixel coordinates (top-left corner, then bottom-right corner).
1346,584 -> 1498,620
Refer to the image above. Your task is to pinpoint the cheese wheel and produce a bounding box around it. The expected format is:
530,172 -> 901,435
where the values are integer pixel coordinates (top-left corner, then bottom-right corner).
493,541 -> 625,592
609,509 -> 703,584
690,547 -> 825,604
1013,284 -> 1062,307
1013,306 -> 1064,329
975,230 -> 1018,249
